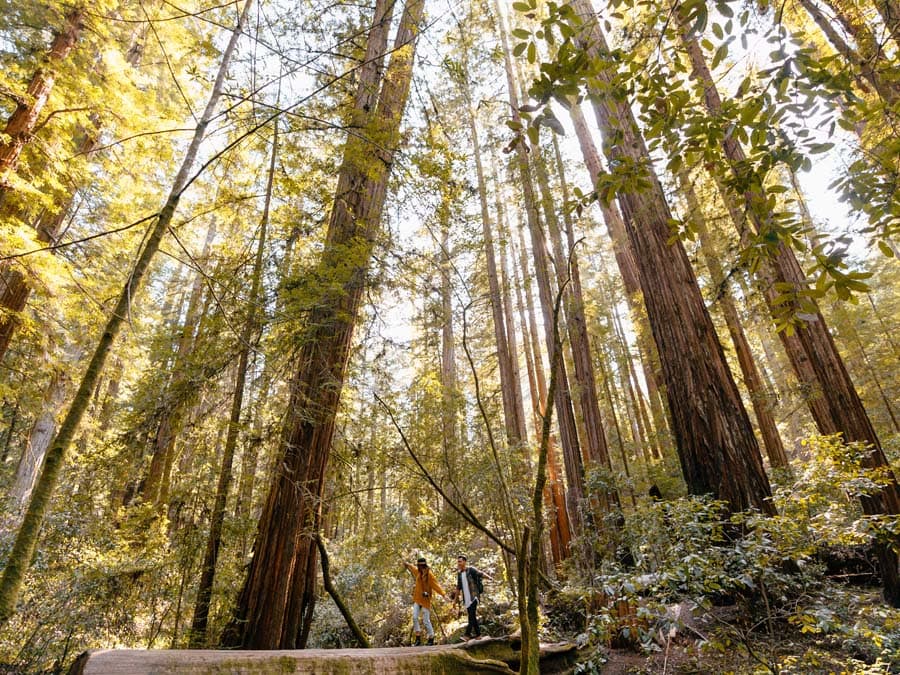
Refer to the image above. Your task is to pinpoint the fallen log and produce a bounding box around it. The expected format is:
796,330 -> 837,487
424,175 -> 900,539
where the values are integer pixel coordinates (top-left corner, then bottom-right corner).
68,638 -> 577,674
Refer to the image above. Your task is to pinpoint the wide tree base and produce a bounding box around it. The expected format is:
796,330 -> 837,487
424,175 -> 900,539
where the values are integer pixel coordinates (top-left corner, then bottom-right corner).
68,637 -> 577,674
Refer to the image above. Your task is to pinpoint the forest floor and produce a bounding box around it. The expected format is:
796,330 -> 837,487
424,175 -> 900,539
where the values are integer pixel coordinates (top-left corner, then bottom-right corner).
574,593 -> 896,674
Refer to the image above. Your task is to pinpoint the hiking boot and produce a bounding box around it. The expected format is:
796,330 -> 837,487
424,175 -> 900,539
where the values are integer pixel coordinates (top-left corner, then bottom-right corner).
413,635 -> 421,646
426,637 -> 434,646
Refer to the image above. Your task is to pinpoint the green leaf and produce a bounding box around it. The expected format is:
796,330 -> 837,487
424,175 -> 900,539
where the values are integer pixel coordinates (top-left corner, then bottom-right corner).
689,6 -> 708,37
711,43 -> 728,69
877,240 -> 895,257
809,142 -> 834,154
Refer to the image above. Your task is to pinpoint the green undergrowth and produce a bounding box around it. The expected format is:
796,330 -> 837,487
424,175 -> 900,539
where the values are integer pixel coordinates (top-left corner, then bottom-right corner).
554,435 -> 900,674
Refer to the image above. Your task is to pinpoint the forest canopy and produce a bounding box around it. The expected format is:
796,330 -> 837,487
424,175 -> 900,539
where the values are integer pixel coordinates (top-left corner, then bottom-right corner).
0,0 -> 898,672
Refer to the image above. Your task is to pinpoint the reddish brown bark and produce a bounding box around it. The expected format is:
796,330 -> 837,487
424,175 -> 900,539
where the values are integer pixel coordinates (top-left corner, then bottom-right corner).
676,171 -> 790,469
569,103 -> 670,456
460,67 -> 528,451
680,23 -> 900,603
493,0 -> 588,534
0,9 -> 84,192
570,0 -> 774,515
221,0 -> 422,648
509,224 -> 572,563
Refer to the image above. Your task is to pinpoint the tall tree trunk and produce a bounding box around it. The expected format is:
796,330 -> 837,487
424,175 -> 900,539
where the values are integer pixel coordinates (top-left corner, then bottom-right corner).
141,220 -> 217,508
533,147 -> 617,491
221,0 -> 422,648
866,294 -> 900,360
438,210 -> 460,451
568,103 -> 670,454
509,227 -> 572,562
609,306 -> 650,464
0,7 -> 154,361
676,170 -> 790,469
492,161 -> 531,458
493,0 -> 588,534
0,0 -> 253,622
0,9 -> 84,192
0,11 -> 89,361
569,0 -> 774,514
9,369 -> 67,509
457,47 -> 529,451
679,21 -> 900,604
831,305 -> 900,435
596,347 -> 635,507
188,119 -> 277,648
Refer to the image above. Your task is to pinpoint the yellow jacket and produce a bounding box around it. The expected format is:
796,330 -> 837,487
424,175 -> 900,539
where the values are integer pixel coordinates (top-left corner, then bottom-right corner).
404,562 -> 445,609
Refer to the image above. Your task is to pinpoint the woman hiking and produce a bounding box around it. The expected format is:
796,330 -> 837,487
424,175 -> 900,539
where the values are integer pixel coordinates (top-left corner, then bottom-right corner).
401,556 -> 447,645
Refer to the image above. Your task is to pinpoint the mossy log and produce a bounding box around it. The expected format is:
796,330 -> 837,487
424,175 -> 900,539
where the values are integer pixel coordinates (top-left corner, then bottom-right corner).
68,637 -> 576,674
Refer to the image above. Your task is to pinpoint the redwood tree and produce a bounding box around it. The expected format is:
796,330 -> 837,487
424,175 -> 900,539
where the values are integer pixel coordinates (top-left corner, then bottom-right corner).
221,0 -> 424,648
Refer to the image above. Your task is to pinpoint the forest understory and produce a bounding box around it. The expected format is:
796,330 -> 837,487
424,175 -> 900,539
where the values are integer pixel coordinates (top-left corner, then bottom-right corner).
0,0 -> 898,672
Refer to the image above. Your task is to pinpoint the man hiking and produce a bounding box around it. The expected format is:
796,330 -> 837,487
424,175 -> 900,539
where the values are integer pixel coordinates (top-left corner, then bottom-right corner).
449,554 -> 491,639
402,556 -> 447,645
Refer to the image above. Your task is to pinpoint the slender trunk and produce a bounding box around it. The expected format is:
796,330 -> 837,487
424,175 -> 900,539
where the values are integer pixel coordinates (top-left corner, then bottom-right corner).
493,167 -> 530,454
0,0 -> 253,622
522,271 -> 568,674
551,133 -> 662,463
459,63 -> 528,450
867,294 -> 900,360
236,369 -> 268,523
141,220 -> 217,508
834,306 -> 900,435
439,207 -> 460,462
188,119 -> 276,647
596,350 -> 636,507
568,103 -> 670,454
1,399 -> 21,464
9,370 -> 67,508
571,0 -> 774,514
315,535 -> 369,647
510,230 -> 571,561
494,0 -> 587,532
616,311 -> 660,461
534,147 -> 616,483
222,0 -> 422,648
611,308 -> 650,464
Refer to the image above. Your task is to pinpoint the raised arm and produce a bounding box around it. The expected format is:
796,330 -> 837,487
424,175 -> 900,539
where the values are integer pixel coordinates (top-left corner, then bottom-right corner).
430,573 -> 446,598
